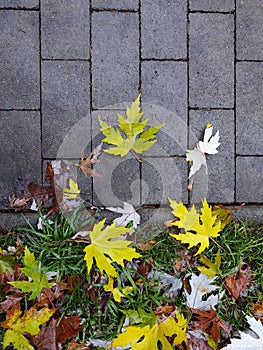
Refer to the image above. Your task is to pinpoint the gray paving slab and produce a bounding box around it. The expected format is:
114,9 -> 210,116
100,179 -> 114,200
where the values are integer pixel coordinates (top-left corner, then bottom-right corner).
93,154 -> 140,207
236,157 -> 263,203
42,61 -> 90,159
92,0 -> 138,10
141,157 -> 188,205
141,0 -> 187,59
0,0 -> 38,8
0,111 -> 41,206
189,110 -> 235,203
92,12 -> 139,109
41,0 -> 89,59
236,62 -> 263,155
0,11 -> 39,109
236,0 -> 263,60
189,13 -> 234,108
189,0 -> 234,12
141,61 -> 187,119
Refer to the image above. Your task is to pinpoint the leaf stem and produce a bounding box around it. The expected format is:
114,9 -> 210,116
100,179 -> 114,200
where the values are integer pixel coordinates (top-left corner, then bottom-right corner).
130,149 -> 142,163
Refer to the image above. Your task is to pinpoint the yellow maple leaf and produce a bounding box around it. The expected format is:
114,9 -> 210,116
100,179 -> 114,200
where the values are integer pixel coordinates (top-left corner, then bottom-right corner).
104,276 -> 133,302
168,197 -> 199,231
170,199 -> 222,255
108,312 -> 187,349
8,246 -> 54,300
98,95 -> 164,157
83,219 -> 141,278
197,250 -> 221,278
63,178 -> 80,199
1,304 -> 55,350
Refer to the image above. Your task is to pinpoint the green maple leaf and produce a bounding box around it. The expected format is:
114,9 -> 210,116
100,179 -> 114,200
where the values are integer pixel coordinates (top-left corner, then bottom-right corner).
83,219 -> 141,278
98,95 -> 164,157
169,199 -> 222,255
1,304 -> 55,350
8,247 -> 54,300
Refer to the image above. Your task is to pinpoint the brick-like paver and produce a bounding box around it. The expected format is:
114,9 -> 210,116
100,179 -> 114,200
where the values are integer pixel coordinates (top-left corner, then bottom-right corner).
236,62 -> 263,155
236,157 -> 263,202
0,0 -> 39,8
92,0 -> 138,10
0,111 -> 41,205
236,0 -> 263,61
42,61 -> 90,158
0,1 -> 262,220
92,12 -> 139,109
141,0 -> 187,59
142,157 -> 188,205
0,11 -> 39,109
189,13 -> 234,108
189,0 -> 234,12
41,0 -> 89,59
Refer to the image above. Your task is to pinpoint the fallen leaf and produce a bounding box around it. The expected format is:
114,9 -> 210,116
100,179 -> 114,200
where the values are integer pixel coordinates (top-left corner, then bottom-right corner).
109,312 -> 187,349
169,199 -> 221,255
212,205 -> 232,230
83,219 -> 140,278
225,263 -> 253,299
99,95 -> 164,158
186,124 -> 220,178
253,302 -> 263,321
136,239 -> 156,251
63,178 -> 80,199
185,273 -> 224,310
78,145 -> 102,177
154,305 -> 176,315
197,250 -> 221,278
192,306 -> 232,342
187,330 -> 215,350
1,303 -> 55,350
225,316 -> 263,349
106,202 -> 140,228
8,246 -> 54,300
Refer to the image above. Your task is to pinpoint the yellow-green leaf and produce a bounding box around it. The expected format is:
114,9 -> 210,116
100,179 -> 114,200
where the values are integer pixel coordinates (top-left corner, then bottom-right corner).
63,178 -> 80,199
108,312 -> 187,349
168,198 -> 199,231
98,95 -> 164,157
197,250 -> 221,278
170,199 -> 222,255
8,247 -> 54,300
83,219 -> 141,278
1,305 -> 55,350
104,276 -> 133,302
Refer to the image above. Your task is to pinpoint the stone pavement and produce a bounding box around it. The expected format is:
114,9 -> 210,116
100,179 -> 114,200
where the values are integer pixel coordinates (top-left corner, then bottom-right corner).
0,1 -> 262,224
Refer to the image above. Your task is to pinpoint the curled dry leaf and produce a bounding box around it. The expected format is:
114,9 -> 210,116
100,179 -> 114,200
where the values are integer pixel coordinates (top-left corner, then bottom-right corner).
225,263 -> 253,300
253,302 -> 263,321
78,144 -> 102,178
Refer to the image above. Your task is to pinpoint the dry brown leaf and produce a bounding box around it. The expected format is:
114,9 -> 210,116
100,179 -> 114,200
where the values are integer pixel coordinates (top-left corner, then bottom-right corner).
154,305 -> 175,315
78,150 -> 101,177
192,306 -> 232,342
252,302 -> 263,321
225,263 -> 253,299
136,239 -> 156,251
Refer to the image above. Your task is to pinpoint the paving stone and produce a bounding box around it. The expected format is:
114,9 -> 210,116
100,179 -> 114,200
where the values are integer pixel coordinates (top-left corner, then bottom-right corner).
0,0 -> 39,8
236,157 -> 263,203
189,13 -> 234,108
189,110 -> 235,203
236,0 -> 263,60
41,0 -> 89,59
93,154 -> 140,207
236,63 -> 263,155
0,111 -> 41,207
189,0 -> 234,12
92,12 -> 139,109
141,61 -> 188,156
141,0 -> 187,59
92,0 -> 138,10
141,157 -> 188,205
0,11 -> 39,109
42,61 -> 90,158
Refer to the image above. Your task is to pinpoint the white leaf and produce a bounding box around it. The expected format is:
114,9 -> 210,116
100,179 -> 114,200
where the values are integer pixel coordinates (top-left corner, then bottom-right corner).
37,216 -> 54,230
225,316 -> 263,349
106,202 -> 140,228
92,142 -> 103,160
148,270 -> 182,296
30,199 -> 38,211
185,273 -> 224,310
186,125 -> 220,178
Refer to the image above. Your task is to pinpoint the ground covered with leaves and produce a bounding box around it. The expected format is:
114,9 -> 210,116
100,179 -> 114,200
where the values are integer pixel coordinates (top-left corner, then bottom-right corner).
0,203 -> 262,350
